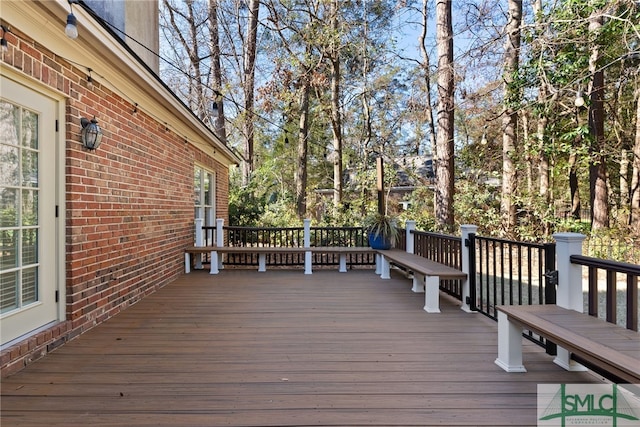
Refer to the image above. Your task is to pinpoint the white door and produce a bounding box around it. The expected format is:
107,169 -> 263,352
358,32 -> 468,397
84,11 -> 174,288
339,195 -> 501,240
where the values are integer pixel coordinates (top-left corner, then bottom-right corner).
1,76 -> 58,345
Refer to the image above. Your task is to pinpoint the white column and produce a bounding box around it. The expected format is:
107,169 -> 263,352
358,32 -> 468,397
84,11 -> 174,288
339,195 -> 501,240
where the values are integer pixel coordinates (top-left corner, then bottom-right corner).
460,224 -> 478,313
258,253 -> 266,272
216,218 -> 224,247
553,232 -> 586,312
423,276 -> 441,313
405,220 -> 416,254
338,254 -> 347,273
184,253 -> 191,274
215,218 -> 225,270
494,311 -> 527,372
412,273 -> 425,293
552,232 -> 588,371
195,218 -> 204,269
375,253 -> 382,275
195,218 -> 204,246
380,255 -> 390,279
209,251 -> 219,274
304,219 -> 312,274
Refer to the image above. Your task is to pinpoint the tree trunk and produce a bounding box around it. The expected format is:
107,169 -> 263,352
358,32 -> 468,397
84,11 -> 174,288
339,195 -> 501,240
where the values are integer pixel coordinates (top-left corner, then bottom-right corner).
587,12 -> 609,230
208,0 -> 227,144
568,151 -> 581,220
295,77 -> 310,218
419,0 -> 437,157
620,149 -> 629,208
500,0 -> 522,237
329,0 -> 342,207
241,0 -> 260,186
537,114 -> 549,199
434,0 -> 455,230
522,111 -> 532,194
630,90 -> 640,233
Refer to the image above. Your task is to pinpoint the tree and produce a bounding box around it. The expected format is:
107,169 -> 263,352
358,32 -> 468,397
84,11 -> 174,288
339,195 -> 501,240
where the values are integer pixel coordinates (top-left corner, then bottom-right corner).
418,0 -> 436,157
587,10 -> 609,229
630,89 -> 640,232
240,0 -> 260,185
500,0 -> 522,236
328,0 -> 343,208
434,0 -> 455,230
208,0 -> 227,143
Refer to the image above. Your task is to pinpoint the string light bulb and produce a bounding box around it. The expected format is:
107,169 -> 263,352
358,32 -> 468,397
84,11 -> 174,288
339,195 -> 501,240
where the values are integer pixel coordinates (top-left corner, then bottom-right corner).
65,0 -> 79,39
574,90 -> 585,108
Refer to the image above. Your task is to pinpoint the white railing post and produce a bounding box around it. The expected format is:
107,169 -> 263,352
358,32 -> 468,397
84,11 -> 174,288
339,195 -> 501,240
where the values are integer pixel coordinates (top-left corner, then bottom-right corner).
304,219 -> 312,275
552,232 -> 587,371
553,232 -> 586,312
216,218 -> 224,270
216,218 -> 224,247
195,218 -> 204,246
194,218 -> 204,269
405,220 -> 416,254
460,224 -> 478,313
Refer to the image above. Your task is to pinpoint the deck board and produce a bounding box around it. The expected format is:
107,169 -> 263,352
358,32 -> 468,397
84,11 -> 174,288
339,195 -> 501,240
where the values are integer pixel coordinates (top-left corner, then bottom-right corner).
1,270 -> 604,426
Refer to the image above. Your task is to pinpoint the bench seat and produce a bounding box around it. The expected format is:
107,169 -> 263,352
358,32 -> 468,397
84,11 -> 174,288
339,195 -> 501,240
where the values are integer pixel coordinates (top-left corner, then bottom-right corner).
375,249 -> 466,313
185,246 -> 374,274
495,304 -> 640,383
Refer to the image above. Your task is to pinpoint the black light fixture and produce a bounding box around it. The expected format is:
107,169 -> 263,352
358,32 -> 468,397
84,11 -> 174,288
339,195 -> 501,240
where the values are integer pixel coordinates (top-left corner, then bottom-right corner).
1,25 -> 8,53
86,68 -> 94,89
80,117 -> 103,150
65,0 -> 79,39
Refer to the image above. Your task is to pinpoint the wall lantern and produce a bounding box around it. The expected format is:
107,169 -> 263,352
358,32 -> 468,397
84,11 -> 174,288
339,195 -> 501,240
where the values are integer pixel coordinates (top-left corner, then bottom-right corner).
80,117 -> 103,150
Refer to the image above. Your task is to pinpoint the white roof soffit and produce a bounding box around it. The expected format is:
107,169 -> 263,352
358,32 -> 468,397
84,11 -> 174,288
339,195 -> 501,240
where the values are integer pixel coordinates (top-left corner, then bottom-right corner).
3,0 -> 239,166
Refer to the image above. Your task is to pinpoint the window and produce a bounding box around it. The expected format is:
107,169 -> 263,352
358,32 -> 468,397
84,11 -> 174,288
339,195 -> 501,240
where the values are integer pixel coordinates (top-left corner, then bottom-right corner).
194,166 -> 216,241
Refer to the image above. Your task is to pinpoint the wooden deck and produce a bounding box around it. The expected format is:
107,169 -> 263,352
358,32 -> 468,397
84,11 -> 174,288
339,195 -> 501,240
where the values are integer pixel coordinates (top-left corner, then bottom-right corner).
1,269 -> 604,426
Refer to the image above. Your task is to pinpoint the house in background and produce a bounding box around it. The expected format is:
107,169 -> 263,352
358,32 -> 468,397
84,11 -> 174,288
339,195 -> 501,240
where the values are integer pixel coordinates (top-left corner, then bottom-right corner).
0,0 -> 238,377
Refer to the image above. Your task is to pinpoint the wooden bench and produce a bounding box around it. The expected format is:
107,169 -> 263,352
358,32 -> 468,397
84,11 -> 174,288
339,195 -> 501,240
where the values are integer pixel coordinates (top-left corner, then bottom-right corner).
495,304 -> 640,383
185,246 -> 375,274
307,246 -> 375,274
375,249 -> 467,313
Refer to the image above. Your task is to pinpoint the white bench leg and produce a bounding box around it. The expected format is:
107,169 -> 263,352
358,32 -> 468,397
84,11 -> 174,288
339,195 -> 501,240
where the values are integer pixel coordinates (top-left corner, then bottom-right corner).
412,273 -> 425,293
195,252 -> 203,270
380,255 -> 390,279
494,311 -> 527,372
423,275 -> 441,313
258,253 -> 266,272
554,347 -> 588,372
217,251 -> 224,271
375,253 -> 382,275
210,251 -> 219,274
304,251 -> 313,275
338,254 -> 347,273
185,253 -> 191,274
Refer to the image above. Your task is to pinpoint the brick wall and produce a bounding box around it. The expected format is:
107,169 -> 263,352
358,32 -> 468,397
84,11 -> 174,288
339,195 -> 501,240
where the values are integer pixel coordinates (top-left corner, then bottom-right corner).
1,26 -> 229,377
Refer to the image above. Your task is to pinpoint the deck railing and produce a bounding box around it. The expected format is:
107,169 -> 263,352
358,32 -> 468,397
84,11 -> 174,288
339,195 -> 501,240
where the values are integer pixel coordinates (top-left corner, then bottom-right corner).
194,220 -> 638,335
201,223 -> 375,268
413,230 -> 463,300
571,255 -> 639,331
469,235 -> 556,320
